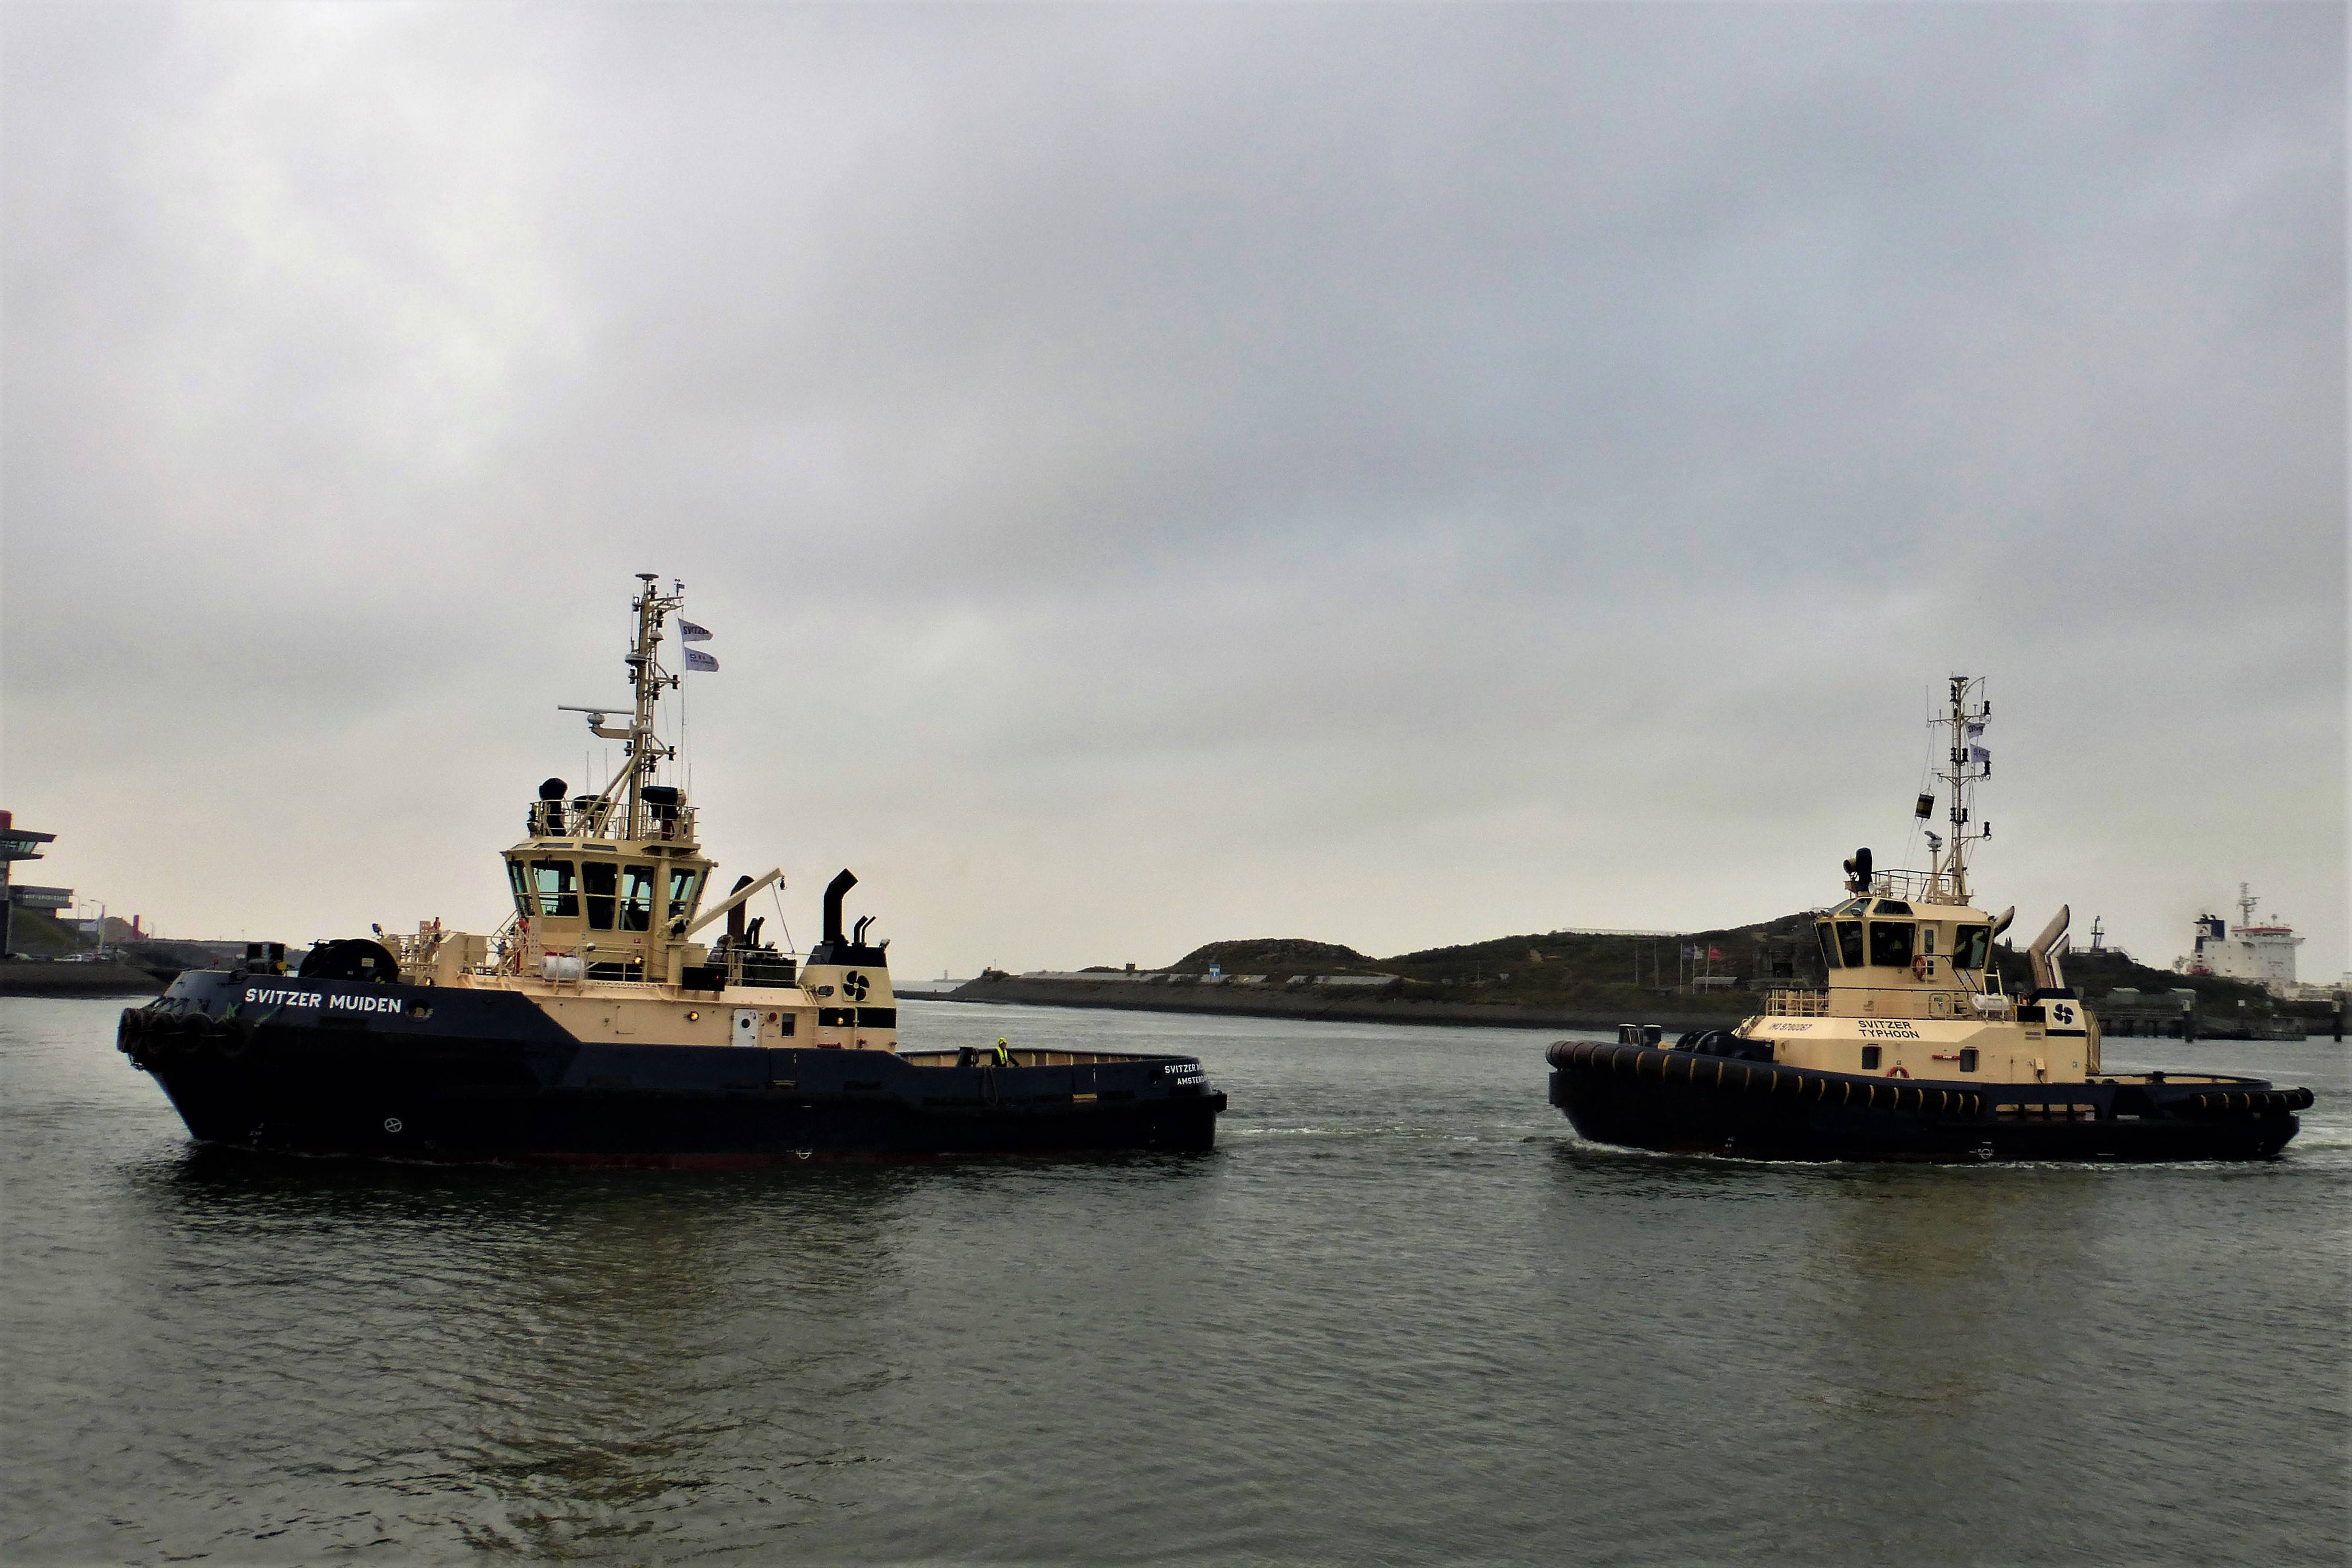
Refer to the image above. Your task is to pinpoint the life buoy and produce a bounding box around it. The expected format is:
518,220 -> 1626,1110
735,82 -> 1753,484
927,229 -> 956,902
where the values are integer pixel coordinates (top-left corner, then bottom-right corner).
1887,1066 -> 1911,1078
1911,956 -> 1929,980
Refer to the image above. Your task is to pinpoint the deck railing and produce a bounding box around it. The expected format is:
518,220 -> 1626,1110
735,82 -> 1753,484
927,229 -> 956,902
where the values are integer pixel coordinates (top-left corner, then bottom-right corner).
1762,989 -> 1831,1017
1868,869 -> 1965,905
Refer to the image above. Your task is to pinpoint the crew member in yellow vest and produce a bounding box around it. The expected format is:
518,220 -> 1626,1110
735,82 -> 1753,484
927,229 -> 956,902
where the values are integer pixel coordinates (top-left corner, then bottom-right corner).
992,1037 -> 1014,1067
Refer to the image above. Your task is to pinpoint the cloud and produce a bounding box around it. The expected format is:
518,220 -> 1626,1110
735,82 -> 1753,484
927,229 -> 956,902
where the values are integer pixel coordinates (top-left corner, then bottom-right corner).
4,2 -> 2342,978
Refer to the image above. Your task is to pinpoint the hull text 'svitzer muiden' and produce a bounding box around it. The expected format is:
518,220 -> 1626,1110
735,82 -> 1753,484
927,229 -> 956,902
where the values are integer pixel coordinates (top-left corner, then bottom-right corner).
120,577 -> 1226,1163
1548,677 -> 2312,1163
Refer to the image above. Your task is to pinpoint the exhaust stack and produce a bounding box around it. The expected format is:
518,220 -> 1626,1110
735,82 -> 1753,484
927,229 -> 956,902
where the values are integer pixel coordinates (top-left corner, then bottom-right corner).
727,874 -> 755,942
2027,905 -> 2070,992
823,869 -> 858,948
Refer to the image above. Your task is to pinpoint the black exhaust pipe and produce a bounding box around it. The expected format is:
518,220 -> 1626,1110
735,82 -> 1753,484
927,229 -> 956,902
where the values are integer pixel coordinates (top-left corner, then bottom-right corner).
727,874 -> 755,942
823,869 -> 857,947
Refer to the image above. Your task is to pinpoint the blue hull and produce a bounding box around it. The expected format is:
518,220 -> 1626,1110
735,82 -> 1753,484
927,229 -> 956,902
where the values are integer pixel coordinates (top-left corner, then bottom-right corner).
119,973 -> 1224,1164
1548,1039 -> 2306,1163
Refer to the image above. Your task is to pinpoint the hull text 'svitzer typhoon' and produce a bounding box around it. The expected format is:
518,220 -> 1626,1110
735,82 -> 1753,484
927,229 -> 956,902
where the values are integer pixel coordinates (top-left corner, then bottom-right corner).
1548,678 -> 2312,1162
120,577 -> 1226,1163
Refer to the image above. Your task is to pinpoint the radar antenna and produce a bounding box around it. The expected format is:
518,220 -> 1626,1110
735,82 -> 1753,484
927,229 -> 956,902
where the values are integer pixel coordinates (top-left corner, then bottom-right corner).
552,576 -> 689,840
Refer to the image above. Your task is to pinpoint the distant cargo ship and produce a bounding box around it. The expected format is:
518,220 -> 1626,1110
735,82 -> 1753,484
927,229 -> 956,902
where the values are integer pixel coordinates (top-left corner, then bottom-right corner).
2180,886 -> 2307,993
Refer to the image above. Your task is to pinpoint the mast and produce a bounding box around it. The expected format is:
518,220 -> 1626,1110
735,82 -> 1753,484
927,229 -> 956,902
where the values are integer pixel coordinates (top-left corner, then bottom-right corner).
622,573 -> 681,839
1933,675 -> 1991,904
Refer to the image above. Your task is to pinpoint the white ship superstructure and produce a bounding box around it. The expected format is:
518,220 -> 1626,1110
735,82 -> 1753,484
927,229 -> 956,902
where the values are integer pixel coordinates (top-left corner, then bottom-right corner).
2183,885 -> 2303,993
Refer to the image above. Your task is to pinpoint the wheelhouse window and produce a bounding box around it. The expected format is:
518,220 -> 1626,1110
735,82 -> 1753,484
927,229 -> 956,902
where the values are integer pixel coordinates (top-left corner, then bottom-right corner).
1815,921 -> 1841,970
620,864 -> 656,932
529,859 -> 579,918
1836,920 -> 1865,968
666,867 -> 702,925
1953,925 -> 1991,970
582,860 -> 618,930
1867,921 -> 1915,968
1874,900 -> 1913,916
1921,925 -> 1937,956
507,860 -> 530,917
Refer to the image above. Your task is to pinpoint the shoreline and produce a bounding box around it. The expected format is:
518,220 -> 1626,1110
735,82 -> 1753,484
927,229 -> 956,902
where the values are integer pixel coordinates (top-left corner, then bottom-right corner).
0,961 -> 171,997
927,978 -> 1749,1033
925,978 -> 2326,1041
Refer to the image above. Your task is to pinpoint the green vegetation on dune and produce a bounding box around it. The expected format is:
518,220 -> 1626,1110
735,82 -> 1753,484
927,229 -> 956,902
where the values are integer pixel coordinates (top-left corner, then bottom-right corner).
1156,915 -> 1823,1016
7,914 -> 85,958
1146,917 -> 2329,1024
1167,938 -> 1375,976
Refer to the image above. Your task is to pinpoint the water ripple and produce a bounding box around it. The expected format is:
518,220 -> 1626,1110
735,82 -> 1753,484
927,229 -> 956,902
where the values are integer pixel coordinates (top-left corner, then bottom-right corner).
2,997 -> 2346,1563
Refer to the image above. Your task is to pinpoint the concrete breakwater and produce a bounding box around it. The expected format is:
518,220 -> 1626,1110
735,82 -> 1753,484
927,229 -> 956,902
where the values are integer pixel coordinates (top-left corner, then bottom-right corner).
939,972 -> 1753,1033
0,960 -> 173,996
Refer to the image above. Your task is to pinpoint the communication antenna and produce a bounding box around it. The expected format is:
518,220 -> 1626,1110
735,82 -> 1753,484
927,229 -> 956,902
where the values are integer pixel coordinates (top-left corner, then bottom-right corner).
1930,675 -> 1991,903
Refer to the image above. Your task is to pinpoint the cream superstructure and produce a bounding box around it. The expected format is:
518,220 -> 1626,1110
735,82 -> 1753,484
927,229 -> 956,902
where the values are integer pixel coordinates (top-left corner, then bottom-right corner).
1734,676 -> 2099,1086
380,576 -> 898,1052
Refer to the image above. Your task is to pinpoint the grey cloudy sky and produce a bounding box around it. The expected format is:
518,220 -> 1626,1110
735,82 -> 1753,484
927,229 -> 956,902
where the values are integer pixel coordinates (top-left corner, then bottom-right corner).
4,2 -> 2344,980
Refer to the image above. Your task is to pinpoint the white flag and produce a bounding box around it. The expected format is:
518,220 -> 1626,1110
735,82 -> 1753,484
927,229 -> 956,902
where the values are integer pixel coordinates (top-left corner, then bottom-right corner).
680,619 -> 713,643
685,648 -> 718,673
1969,744 -> 1990,766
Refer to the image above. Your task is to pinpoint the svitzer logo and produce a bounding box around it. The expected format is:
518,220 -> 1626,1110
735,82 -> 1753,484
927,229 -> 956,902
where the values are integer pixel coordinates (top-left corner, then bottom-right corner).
842,971 -> 870,1001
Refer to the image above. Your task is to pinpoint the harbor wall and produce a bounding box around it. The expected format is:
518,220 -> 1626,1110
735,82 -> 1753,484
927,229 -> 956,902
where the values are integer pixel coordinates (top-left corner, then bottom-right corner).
0,960 -> 172,996
937,974 -> 1752,1033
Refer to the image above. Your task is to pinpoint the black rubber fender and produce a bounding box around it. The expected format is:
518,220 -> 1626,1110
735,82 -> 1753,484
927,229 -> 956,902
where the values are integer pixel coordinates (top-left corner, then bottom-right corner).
215,1011 -> 257,1060
1545,1039 -> 2001,1123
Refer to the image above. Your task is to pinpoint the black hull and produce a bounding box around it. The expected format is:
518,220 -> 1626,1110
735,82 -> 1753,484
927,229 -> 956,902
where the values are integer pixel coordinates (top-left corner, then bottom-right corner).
1548,1040 -> 2307,1164
119,978 -> 1224,1165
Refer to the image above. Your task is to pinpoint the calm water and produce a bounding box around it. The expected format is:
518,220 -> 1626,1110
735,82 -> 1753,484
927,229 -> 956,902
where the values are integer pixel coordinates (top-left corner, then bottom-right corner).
3,995 -> 2347,1565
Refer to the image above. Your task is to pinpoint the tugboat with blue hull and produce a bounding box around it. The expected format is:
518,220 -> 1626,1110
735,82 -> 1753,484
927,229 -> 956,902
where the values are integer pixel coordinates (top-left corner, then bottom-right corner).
1548,677 -> 2312,1164
119,577 -> 1226,1164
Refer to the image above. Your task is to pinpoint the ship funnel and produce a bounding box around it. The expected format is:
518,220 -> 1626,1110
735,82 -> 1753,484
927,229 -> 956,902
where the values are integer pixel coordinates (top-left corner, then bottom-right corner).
2028,905 -> 2070,992
823,869 -> 858,947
